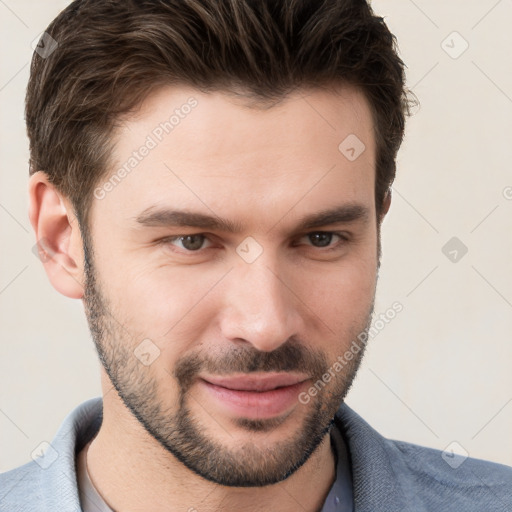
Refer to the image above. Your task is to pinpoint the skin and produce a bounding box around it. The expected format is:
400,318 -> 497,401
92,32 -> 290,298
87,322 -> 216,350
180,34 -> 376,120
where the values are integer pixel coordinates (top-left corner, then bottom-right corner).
28,84 -> 390,511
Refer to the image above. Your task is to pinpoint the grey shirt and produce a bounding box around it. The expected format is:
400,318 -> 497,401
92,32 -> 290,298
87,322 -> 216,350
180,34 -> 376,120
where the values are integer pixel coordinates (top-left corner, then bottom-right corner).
2,397 -> 512,511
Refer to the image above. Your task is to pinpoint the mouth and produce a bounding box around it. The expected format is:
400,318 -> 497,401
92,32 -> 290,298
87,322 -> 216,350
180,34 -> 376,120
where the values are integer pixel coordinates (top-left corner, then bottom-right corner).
199,372 -> 310,392
197,373 -> 310,419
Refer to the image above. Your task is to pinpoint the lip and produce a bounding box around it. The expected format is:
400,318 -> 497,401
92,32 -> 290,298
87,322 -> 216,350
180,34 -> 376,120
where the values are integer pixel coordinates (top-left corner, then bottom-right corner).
200,372 -> 309,391
197,373 -> 310,420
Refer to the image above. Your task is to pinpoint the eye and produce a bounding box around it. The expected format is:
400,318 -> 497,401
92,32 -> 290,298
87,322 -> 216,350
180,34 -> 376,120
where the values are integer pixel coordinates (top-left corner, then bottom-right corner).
164,234 -> 212,252
298,231 -> 348,249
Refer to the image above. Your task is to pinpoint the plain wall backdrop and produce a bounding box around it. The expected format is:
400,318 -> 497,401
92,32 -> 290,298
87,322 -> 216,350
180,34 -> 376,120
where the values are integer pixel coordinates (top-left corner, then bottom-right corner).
1,0 -> 511,473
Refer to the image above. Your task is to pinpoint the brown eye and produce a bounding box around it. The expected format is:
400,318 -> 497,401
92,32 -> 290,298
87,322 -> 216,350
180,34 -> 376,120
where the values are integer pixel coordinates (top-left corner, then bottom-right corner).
308,232 -> 333,247
295,231 -> 349,252
166,234 -> 210,251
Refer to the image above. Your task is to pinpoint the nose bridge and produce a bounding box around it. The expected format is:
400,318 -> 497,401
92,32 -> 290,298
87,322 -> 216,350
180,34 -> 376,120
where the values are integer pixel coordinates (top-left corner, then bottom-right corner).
220,252 -> 300,352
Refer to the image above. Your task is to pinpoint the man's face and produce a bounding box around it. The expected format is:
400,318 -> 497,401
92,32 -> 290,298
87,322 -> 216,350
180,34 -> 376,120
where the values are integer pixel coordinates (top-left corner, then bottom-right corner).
83,85 -> 379,486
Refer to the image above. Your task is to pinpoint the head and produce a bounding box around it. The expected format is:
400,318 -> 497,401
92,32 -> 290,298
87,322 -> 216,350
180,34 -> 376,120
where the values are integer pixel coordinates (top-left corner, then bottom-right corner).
27,0 -> 413,488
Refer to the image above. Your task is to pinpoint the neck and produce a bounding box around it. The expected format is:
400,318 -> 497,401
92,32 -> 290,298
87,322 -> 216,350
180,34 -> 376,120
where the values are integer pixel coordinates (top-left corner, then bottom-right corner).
86,384 -> 337,512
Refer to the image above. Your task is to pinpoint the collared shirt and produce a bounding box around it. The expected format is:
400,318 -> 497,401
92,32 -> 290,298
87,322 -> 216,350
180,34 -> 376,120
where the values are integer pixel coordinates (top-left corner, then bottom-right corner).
2,397 -> 512,511
76,418 -> 354,512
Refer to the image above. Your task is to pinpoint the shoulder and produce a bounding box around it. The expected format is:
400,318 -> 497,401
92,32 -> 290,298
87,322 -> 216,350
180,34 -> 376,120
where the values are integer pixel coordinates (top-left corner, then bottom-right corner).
387,437 -> 512,507
0,461 -> 45,512
0,398 -> 102,512
335,403 -> 512,511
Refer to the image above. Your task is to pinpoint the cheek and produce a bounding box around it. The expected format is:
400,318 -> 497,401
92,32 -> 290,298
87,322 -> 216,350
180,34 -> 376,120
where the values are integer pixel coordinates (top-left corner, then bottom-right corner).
290,247 -> 377,349
296,240 -> 377,303
302,270 -> 375,326
102,258 -> 223,348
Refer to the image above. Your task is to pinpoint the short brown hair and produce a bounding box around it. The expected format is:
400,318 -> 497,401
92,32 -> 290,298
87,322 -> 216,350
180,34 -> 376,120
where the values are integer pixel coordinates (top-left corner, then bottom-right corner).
26,0 -> 414,235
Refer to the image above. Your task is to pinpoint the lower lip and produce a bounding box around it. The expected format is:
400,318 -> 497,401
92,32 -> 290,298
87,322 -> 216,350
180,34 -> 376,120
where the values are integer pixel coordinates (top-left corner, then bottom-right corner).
199,379 -> 308,419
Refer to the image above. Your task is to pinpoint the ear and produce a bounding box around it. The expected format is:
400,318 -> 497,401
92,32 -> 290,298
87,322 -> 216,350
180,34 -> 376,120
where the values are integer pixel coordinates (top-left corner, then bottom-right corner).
28,171 -> 85,299
376,189 -> 391,269
379,188 -> 392,222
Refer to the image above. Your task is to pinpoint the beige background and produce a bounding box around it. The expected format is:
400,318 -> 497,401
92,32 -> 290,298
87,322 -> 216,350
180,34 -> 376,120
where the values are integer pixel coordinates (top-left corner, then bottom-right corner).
1,0 -> 511,473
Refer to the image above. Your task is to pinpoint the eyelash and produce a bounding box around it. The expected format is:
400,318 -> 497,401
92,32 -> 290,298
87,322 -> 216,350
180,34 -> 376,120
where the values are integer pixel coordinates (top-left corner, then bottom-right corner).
160,231 -> 350,254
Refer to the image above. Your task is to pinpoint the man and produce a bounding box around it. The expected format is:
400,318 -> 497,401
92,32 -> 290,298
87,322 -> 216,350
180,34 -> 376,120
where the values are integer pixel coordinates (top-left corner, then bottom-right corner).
1,0 -> 511,510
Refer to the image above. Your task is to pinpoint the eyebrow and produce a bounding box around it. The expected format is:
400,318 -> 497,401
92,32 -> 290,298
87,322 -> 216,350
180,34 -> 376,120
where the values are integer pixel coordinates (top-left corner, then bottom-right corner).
134,203 -> 371,233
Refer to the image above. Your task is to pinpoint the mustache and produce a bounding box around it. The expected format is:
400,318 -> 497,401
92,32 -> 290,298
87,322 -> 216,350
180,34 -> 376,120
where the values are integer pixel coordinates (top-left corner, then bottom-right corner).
174,338 -> 328,393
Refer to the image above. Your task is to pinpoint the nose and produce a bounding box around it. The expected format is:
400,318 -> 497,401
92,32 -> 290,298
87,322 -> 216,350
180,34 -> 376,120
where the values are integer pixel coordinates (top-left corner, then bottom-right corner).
219,256 -> 303,352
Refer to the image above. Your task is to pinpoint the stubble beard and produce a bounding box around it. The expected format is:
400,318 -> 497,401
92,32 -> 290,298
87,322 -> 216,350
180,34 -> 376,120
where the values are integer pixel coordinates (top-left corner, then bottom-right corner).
82,246 -> 374,487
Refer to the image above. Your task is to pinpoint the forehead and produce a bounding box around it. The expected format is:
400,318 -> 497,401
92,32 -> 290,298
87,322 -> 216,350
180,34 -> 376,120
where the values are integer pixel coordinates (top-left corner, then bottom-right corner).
91,84 -> 376,231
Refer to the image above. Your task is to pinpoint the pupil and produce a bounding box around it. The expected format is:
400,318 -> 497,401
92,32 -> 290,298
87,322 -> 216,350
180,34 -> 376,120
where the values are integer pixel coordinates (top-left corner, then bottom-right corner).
310,232 -> 332,247
182,235 -> 204,250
